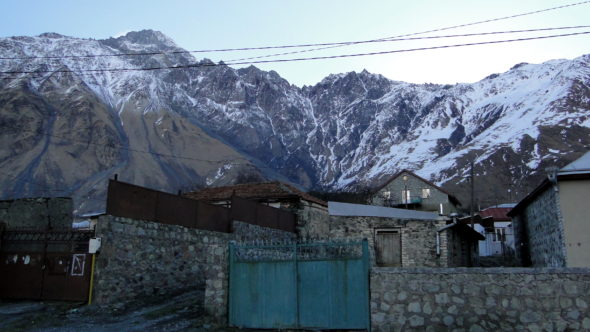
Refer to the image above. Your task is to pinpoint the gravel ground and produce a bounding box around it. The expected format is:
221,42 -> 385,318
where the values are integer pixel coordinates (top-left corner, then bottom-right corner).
0,290 -> 238,332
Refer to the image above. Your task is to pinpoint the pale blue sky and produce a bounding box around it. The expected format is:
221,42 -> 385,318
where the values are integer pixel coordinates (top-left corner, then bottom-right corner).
1,0 -> 589,86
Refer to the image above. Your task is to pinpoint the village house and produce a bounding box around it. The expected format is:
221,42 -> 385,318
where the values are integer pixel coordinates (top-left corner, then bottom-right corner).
460,204 -> 516,257
328,201 -> 483,267
508,151 -> 590,267
370,170 -> 461,215
183,181 -> 328,239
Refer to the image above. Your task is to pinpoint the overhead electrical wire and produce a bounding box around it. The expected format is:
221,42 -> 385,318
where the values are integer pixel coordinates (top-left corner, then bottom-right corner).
1,30 -> 588,78
225,25 -> 590,63
240,0 -> 590,62
0,0 -> 588,61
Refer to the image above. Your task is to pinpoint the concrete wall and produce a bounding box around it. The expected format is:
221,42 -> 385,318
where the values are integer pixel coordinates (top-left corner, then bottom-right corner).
0,197 -> 73,230
371,267 -> 590,331
329,215 -> 451,267
513,185 -> 566,267
92,216 -> 293,322
370,171 -> 457,214
558,179 -> 590,267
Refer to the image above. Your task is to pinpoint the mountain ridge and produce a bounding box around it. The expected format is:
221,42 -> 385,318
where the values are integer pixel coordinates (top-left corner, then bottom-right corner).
1,30 -> 589,213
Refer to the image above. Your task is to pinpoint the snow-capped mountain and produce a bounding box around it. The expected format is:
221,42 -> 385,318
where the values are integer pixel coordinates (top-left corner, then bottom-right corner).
1,30 -> 589,213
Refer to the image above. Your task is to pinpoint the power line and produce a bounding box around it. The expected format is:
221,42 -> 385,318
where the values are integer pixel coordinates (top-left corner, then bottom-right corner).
221,0 -> 590,63
225,25 -> 590,63
1,30 -> 588,78
1,24 -> 588,62
1,0 -> 587,63
227,31 -> 590,66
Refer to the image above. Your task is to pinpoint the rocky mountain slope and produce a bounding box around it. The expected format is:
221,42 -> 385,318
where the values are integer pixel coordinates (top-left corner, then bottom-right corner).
1,30 -> 589,213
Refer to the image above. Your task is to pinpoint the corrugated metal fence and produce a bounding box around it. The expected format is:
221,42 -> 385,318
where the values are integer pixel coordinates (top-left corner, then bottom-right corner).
106,180 -> 296,233
0,229 -> 94,301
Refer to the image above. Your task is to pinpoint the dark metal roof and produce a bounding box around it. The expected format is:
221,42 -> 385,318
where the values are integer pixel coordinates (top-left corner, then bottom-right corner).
373,169 -> 462,206
328,201 -> 441,220
183,181 -> 327,207
445,222 -> 486,241
479,207 -> 512,221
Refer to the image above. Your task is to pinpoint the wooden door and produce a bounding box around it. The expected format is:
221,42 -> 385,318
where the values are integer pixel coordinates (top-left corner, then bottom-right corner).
375,230 -> 401,267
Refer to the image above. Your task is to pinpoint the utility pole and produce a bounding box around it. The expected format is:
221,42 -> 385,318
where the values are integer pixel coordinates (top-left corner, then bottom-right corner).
470,159 -> 475,229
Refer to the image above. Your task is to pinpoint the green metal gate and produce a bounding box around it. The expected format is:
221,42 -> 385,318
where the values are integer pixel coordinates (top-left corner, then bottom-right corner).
228,240 -> 370,330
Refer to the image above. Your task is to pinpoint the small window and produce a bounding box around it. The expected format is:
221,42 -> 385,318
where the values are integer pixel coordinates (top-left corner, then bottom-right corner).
421,188 -> 431,199
401,190 -> 411,203
382,191 -> 391,199
496,228 -> 506,242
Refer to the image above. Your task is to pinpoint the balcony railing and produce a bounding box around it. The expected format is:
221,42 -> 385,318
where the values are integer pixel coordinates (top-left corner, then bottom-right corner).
384,196 -> 423,207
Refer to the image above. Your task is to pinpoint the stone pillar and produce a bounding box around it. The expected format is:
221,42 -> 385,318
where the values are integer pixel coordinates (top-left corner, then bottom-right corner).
203,240 -> 229,324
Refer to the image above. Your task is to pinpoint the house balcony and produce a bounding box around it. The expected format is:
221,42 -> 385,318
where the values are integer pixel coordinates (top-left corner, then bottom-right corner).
385,196 -> 423,208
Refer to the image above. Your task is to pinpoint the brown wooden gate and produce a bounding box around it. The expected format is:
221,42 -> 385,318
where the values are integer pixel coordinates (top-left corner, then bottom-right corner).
0,229 -> 94,301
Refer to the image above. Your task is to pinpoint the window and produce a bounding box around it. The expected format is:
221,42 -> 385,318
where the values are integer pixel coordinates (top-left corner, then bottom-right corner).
421,188 -> 431,199
401,190 -> 411,203
495,228 -> 506,242
382,191 -> 391,199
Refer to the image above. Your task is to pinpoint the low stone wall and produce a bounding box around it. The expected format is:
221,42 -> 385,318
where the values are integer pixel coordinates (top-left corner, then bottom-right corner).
371,267 -> 590,331
232,220 -> 296,242
93,215 -> 231,319
92,216 -> 295,323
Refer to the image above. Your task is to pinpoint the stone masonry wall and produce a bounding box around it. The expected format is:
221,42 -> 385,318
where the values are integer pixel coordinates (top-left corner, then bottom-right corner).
93,215 -> 231,321
371,267 -> 590,331
294,202 -> 329,240
515,185 -> 566,267
0,197 -> 73,229
92,216 -> 295,323
232,220 -> 296,242
330,216 -> 448,267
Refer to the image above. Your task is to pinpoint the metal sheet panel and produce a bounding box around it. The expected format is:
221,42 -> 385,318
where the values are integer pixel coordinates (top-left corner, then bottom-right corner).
41,253 -> 92,301
0,252 -> 43,299
230,261 -> 296,328
106,180 -> 157,221
229,241 -> 369,330
278,210 -> 296,233
0,230 -> 94,302
196,202 -> 230,233
230,197 -> 257,224
328,201 -> 440,220
156,192 -> 197,228
256,204 -> 278,230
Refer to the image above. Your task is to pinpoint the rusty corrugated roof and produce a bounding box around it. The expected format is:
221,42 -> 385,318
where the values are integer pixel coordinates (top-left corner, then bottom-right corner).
183,181 -> 327,206
479,207 -> 512,221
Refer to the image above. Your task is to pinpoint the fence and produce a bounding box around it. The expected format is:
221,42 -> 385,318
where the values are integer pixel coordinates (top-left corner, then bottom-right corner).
0,229 -> 94,301
229,240 -> 370,330
106,180 -> 296,233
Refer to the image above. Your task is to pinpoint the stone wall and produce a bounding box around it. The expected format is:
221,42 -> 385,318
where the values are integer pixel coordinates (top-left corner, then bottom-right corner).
294,201 -> 329,240
513,185 -> 566,267
92,216 -> 295,322
0,197 -> 73,229
232,219 -> 296,242
371,267 -> 590,331
330,216 -> 449,267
